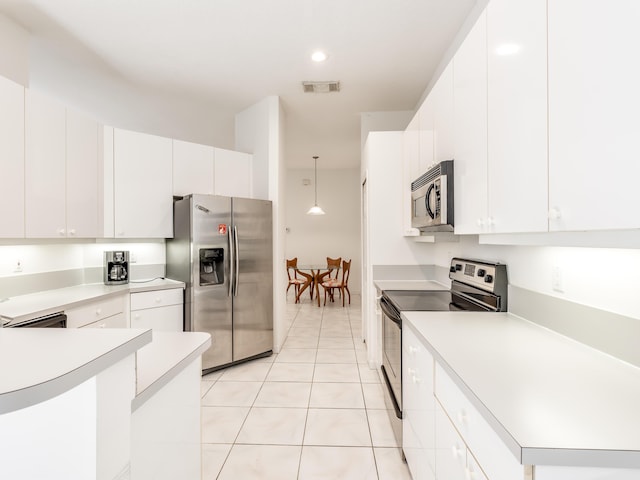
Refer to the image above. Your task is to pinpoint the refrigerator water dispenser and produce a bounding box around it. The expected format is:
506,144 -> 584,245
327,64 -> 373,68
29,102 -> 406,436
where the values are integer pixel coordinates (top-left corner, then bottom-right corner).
200,248 -> 224,285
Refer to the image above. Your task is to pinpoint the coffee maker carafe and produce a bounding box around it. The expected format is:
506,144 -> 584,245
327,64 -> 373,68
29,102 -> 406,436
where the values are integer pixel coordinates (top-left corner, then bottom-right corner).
104,251 -> 129,285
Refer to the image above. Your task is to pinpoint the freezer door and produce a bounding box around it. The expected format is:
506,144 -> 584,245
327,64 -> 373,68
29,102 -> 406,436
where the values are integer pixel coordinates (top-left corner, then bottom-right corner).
232,197 -> 273,361
191,194 -> 233,370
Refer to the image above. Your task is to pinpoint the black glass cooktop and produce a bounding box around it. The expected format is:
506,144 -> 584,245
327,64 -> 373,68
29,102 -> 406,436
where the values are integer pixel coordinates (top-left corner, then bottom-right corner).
382,290 -> 455,312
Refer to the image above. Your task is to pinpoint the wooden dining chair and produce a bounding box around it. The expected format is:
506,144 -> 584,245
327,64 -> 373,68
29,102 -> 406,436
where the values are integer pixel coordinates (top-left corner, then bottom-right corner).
286,258 -> 305,302
324,256 -> 341,302
321,259 -> 351,307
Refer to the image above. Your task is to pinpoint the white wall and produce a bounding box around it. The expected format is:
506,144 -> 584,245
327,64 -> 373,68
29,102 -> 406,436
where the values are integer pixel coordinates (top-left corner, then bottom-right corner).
285,167 -> 362,295
428,237 -> 640,320
0,241 -> 166,278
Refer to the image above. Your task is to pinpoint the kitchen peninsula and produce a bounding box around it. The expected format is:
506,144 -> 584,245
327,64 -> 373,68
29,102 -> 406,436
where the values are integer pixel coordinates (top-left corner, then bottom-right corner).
0,326 -> 210,480
403,311 -> 640,480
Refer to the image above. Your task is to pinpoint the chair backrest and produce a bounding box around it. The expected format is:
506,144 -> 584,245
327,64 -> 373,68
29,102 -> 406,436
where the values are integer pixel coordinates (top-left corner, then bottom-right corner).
340,259 -> 351,285
326,257 -> 341,279
286,258 -> 298,280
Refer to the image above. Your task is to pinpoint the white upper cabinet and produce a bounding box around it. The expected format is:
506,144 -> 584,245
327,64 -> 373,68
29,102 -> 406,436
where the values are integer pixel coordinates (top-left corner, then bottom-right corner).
417,95 -> 435,175
214,148 -> 252,198
25,89 -> 66,238
113,128 -> 173,238
0,76 -> 25,238
172,139 -> 214,197
548,0 -> 640,231
487,0 -> 548,233
453,10 -> 488,235
403,114 -> 421,236
66,107 -> 100,238
432,61 -> 455,163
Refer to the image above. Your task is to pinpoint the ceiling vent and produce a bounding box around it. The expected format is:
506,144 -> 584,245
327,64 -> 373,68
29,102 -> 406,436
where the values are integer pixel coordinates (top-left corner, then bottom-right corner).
302,81 -> 340,93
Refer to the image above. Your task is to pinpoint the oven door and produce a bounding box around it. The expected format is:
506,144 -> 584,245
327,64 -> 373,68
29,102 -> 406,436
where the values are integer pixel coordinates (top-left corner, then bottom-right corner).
380,296 -> 404,453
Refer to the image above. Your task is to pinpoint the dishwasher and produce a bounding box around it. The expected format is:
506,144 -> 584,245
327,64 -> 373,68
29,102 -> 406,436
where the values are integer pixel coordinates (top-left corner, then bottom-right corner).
3,311 -> 67,328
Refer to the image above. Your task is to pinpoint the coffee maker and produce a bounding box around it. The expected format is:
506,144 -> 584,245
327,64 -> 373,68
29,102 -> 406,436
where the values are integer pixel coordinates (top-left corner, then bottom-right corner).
104,251 -> 129,285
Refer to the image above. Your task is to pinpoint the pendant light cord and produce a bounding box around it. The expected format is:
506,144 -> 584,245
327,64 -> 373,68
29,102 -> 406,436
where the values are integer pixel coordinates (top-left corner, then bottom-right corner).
313,155 -> 319,205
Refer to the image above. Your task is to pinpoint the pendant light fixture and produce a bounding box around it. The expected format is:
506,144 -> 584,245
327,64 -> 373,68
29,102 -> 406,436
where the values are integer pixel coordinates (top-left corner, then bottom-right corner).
307,156 -> 325,215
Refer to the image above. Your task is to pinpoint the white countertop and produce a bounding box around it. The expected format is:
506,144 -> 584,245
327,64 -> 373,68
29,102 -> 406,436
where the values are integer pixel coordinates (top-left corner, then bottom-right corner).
0,278 -> 185,323
374,280 -> 448,292
403,311 -> 640,468
133,331 -> 211,411
0,328 -> 152,415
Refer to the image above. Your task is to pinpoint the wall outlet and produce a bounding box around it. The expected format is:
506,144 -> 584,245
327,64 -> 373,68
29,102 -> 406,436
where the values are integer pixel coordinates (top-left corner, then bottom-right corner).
14,260 -> 23,273
552,266 -> 564,293
130,252 -> 137,263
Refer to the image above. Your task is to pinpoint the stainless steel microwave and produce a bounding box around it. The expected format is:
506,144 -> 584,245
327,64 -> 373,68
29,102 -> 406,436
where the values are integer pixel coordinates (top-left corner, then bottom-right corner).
411,160 -> 454,232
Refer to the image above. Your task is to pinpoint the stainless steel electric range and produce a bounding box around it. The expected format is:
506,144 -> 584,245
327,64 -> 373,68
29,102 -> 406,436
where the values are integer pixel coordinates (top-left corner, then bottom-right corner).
379,258 -> 508,453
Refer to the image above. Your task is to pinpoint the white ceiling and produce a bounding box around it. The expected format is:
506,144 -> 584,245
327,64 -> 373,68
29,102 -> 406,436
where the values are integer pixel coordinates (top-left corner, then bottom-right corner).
0,0 -> 477,169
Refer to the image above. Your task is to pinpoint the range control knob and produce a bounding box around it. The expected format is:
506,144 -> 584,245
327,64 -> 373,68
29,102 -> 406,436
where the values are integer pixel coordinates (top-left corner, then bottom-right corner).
477,269 -> 486,277
484,274 -> 494,283
450,266 -> 456,273
455,264 -> 462,271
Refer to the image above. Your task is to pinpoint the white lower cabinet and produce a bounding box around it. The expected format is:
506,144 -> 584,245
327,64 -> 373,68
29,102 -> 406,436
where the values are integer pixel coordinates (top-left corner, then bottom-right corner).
66,295 -> 127,329
402,326 -> 436,480
435,362 -> 525,480
130,288 -> 183,332
435,403 -> 468,480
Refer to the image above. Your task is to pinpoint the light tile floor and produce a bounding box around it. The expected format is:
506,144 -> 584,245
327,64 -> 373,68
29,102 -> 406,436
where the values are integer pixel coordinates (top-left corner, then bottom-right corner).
200,293 -> 412,479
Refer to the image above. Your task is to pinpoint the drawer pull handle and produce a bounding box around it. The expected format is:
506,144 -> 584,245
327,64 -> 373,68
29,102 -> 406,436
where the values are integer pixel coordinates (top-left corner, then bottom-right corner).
408,346 -> 418,354
465,466 -> 479,480
412,375 -> 421,384
99,323 -> 106,328
451,444 -> 464,461
96,309 -> 101,316
155,298 -> 161,303
457,410 -> 468,425
407,368 -> 416,376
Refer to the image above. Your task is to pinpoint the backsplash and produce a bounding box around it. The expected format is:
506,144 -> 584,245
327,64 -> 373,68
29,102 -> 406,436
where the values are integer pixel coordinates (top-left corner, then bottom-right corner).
0,240 -> 166,298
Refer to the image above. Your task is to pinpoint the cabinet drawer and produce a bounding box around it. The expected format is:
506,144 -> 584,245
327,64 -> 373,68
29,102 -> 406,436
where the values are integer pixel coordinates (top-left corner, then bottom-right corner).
130,288 -> 183,311
81,312 -> 128,329
435,362 -> 524,480
66,295 -> 125,328
131,304 -> 183,332
403,326 -> 436,471
435,403 -> 467,480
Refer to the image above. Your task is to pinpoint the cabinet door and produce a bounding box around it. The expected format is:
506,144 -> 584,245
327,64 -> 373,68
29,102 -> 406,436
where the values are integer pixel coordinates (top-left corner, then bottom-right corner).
82,312 -> 128,329
131,305 -> 183,332
0,75 -> 25,238
66,107 -> 99,238
453,10 -> 488,235
417,96 -> 435,175
403,327 -> 436,480
25,89 -> 66,238
435,403 -> 467,480
214,148 -> 252,198
403,115 -> 420,236
487,0 -> 548,233
173,139 -> 214,196
113,128 -> 173,238
432,62 -> 455,163
548,0 -> 640,231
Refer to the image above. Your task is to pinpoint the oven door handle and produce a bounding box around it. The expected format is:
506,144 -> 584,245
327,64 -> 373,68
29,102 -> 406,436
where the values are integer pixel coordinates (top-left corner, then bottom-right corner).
380,297 -> 402,327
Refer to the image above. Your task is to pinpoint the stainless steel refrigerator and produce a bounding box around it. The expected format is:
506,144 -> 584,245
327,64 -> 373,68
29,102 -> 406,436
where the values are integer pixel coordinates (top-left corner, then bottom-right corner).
166,194 -> 273,373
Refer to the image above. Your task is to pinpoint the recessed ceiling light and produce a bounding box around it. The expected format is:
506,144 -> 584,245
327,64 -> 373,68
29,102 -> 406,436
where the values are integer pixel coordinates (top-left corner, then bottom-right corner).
311,51 -> 328,62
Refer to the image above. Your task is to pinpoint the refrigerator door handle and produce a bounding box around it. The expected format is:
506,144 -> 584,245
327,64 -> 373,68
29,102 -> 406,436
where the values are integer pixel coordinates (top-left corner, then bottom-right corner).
228,228 -> 234,297
233,225 -> 240,296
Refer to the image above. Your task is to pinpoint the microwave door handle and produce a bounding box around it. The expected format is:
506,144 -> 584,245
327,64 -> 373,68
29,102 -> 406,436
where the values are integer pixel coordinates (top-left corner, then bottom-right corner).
425,183 -> 436,219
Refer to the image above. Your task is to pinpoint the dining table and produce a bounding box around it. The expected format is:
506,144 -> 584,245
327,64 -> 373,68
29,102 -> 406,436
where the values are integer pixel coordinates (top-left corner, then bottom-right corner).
289,264 -> 339,307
